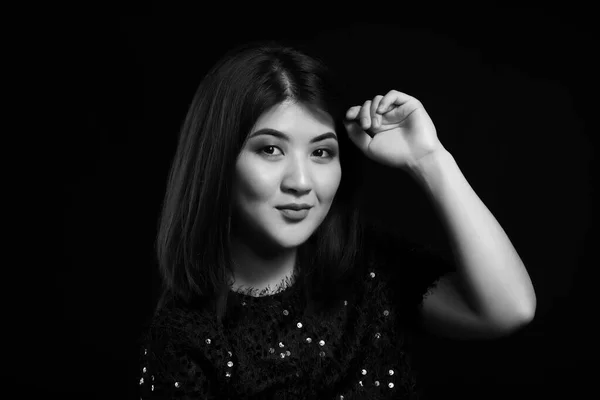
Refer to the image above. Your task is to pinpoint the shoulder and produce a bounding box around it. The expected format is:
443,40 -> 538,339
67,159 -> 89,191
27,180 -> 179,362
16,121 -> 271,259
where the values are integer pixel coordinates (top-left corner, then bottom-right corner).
141,295 -> 216,349
139,298 -> 214,398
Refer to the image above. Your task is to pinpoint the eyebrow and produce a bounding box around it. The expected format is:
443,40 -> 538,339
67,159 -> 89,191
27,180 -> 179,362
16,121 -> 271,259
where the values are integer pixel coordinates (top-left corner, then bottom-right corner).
248,128 -> 338,143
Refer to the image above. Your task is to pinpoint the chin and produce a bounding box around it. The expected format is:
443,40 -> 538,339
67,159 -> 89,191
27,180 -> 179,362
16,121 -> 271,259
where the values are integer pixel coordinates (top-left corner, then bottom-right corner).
271,222 -> 318,247
270,232 -> 311,249
284,238 -> 310,249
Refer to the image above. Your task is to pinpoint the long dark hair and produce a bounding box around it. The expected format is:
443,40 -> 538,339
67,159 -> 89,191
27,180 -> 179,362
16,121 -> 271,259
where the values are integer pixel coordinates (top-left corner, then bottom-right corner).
152,39 -> 368,323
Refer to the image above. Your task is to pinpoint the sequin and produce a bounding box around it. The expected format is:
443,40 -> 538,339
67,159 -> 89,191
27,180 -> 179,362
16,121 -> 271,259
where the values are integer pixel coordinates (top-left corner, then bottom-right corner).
151,384 -> 154,391
138,250 -> 426,397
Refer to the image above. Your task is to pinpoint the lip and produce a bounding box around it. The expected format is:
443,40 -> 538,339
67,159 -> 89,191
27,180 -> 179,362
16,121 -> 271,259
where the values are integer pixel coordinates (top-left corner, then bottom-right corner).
278,208 -> 310,221
276,204 -> 313,211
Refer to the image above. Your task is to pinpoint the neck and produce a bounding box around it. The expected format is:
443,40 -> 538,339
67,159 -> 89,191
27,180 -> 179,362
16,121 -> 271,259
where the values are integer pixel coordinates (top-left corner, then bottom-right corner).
229,234 -> 297,294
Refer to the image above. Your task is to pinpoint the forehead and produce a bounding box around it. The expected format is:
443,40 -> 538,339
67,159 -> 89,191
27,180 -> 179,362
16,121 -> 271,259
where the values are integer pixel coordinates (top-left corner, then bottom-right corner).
251,101 -> 335,135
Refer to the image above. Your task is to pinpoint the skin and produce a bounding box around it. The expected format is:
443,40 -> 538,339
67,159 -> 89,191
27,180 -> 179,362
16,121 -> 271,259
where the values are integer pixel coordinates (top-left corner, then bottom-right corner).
229,100 -> 341,295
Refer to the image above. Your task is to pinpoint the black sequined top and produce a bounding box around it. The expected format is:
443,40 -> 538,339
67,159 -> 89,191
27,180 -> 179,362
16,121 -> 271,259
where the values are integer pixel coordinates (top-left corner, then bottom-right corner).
138,230 -> 454,399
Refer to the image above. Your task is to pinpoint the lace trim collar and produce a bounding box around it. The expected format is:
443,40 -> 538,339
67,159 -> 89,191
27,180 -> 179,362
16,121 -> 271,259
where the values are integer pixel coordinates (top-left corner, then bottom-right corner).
230,271 -> 297,298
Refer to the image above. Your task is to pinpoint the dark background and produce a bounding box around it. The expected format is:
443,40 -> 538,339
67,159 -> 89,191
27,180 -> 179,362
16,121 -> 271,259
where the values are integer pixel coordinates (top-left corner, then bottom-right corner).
52,8 -> 596,400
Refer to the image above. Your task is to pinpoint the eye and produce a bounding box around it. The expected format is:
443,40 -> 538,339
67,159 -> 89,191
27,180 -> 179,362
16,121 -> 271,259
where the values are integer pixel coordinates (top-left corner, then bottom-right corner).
261,146 -> 283,157
313,149 -> 335,159
260,146 -> 336,159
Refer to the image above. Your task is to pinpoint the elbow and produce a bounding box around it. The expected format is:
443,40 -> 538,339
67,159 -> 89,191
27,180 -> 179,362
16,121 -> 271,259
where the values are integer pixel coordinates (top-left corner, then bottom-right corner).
498,305 -> 536,337
522,301 -> 536,325
496,295 -> 537,332
522,269 -> 538,322
513,297 -> 536,329
512,278 -> 537,325
522,286 -> 537,323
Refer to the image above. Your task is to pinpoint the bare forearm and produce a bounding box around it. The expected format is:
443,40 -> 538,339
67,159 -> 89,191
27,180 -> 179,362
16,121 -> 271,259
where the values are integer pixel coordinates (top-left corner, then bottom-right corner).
410,149 -> 536,326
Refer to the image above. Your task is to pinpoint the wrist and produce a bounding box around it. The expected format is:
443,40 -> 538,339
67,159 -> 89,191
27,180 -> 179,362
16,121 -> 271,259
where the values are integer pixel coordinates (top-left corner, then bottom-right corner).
407,147 -> 455,189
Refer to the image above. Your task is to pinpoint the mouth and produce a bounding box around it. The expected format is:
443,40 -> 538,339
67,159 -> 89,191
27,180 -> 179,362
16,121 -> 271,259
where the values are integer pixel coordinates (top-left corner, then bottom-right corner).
277,208 -> 310,221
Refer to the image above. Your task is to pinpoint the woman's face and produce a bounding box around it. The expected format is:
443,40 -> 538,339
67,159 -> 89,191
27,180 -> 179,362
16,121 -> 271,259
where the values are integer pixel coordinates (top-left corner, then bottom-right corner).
232,100 -> 341,252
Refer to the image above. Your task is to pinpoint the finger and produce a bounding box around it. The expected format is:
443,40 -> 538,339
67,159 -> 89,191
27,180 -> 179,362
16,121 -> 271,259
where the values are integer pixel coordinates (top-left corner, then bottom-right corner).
345,106 -> 361,121
370,95 -> 384,128
359,100 -> 372,130
377,90 -> 415,114
343,117 -> 372,153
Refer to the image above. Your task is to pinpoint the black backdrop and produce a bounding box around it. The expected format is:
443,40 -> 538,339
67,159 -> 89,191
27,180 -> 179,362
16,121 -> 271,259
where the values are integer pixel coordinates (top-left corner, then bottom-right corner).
54,9 -> 596,400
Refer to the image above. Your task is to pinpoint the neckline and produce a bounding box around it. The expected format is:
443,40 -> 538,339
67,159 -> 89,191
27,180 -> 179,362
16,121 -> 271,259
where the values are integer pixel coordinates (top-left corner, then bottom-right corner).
229,269 -> 298,299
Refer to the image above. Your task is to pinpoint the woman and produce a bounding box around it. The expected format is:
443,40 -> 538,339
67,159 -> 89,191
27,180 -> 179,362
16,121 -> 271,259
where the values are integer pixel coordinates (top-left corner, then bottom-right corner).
138,39 -> 536,399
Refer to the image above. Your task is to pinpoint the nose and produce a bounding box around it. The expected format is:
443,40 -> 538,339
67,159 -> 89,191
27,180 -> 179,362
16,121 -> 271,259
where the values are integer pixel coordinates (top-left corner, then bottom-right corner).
281,156 -> 312,194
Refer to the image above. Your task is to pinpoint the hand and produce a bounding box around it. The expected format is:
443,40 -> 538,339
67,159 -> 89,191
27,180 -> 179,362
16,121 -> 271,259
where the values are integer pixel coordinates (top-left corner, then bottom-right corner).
343,90 -> 445,171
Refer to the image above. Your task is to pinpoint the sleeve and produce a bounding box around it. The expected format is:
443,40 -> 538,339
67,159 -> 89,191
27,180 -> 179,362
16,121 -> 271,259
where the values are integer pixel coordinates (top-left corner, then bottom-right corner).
138,315 -> 213,399
364,225 -> 455,330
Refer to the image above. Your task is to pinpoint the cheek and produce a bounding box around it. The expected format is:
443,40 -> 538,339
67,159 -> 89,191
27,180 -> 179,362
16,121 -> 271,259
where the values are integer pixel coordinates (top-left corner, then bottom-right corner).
318,164 -> 342,200
235,163 -> 278,203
